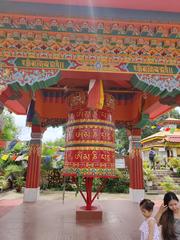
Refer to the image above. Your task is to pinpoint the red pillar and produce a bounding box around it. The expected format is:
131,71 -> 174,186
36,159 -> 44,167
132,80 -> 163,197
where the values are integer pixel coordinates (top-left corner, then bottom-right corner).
128,128 -> 144,202
85,178 -> 93,210
24,125 -> 42,202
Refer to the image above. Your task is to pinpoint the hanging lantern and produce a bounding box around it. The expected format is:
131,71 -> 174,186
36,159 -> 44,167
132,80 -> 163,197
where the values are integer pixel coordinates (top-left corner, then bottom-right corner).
63,91 -> 115,178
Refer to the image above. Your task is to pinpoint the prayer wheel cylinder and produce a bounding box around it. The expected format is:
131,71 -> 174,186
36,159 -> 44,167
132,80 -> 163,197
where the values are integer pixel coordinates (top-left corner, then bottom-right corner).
63,91 -> 115,178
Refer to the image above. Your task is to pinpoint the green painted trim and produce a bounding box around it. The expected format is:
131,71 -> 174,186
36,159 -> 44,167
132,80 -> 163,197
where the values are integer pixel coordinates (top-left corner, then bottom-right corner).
9,71 -> 61,92
136,113 -> 149,128
131,75 -> 180,98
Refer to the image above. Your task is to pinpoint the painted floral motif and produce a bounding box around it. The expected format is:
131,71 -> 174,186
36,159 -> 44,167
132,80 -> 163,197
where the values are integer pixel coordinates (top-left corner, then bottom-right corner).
0,67 -> 60,86
137,74 -> 180,92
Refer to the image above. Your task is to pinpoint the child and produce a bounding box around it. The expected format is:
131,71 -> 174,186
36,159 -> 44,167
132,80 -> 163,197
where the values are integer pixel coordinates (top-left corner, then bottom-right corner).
139,199 -> 159,240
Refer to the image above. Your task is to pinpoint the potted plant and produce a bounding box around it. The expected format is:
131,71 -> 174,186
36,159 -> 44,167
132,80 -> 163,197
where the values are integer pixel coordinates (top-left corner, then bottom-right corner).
143,167 -> 155,187
14,177 -> 25,192
4,164 -> 25,191
168,157 -> 180,172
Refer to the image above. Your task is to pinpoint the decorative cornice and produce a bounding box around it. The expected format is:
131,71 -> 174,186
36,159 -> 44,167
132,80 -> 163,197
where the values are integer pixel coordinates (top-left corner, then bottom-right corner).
0,14 -> 179,38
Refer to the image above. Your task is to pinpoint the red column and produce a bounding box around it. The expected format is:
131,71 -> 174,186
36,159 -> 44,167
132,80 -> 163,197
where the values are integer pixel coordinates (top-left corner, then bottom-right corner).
128,128 -> 144,202
85,178 -> 93,210
24,125 -> 42,202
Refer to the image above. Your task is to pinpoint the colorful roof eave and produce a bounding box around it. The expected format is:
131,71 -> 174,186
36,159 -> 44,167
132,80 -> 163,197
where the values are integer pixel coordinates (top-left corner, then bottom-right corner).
159,118 -> 180,125
0,11 -> 179,119
0,13 -> 179,98
142,130 -> 180,144
165,137 -> 180,143
141,136 -> 164,144
142,145 -> 165,151
165,143 -> 180,147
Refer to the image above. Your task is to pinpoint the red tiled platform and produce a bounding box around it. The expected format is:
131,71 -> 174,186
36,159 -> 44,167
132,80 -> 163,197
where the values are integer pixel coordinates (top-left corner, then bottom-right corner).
0,199 -> 144,240
0,199 -> 22,218
76,205 -> 103,222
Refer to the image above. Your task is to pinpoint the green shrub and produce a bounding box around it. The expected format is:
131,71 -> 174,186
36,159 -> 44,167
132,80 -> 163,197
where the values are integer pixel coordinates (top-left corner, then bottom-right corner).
160,176 -> 180,192
4,164 -> 24,178
0,176 -> 8,190
168,157 -> 180,169
103,169 -> 129,193
73,169 -> 129,194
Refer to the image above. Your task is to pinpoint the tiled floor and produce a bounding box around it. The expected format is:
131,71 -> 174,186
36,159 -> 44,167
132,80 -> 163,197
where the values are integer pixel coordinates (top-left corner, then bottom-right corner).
0,199 -> 22,218
0,199 -> 143,240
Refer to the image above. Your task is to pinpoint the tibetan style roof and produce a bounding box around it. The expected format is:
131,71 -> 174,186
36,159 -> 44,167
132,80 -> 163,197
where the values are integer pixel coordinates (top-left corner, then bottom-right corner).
141,131 -> 166,143
159,118 -> 180,125
141,129 -> 180,144
0,0 -> 179,125
165,135 -> 180,143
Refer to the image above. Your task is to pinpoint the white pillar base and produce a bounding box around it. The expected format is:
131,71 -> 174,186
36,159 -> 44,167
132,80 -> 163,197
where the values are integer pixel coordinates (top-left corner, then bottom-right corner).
23,187 -> 40,202
129,188 -> 144,203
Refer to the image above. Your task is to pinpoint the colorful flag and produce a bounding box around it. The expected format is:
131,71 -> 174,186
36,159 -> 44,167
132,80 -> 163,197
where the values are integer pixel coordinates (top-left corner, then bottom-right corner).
87,79 -> 104,109
170,128 -> 175,134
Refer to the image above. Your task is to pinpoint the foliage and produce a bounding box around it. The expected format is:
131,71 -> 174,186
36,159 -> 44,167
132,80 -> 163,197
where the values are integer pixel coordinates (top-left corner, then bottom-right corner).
0,176 -> 8,190
73,169 -> 129,194
43,137 -> 65,148
12,142 -> 26,153
40,139 -> 65,189
103,169 -> 129,193
92,178 -> 102,192
41,159 -> 53,175
14,176 -> 25,188
4,164 -> 24,178
177,168 -> 180,177
40,167 -> 49,190
144,168 -> 155,181
52,138 -> 65,147
160,176 -> 180,192
143,162 -> 155,181
14,176 -> 25,192
0,158 -> 15,172
168,157 -> 180,169
0,111 -> 19,141
56,160 -> 64,170
115,128 -> 129,154
42,144 -> 56,156
143,161 -> 150,169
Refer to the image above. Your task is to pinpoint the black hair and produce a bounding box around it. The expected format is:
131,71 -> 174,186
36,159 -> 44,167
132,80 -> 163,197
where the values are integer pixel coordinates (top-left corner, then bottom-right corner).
160,192 -> 179,240
163,191 -> 179,206
139,199 -> 155,211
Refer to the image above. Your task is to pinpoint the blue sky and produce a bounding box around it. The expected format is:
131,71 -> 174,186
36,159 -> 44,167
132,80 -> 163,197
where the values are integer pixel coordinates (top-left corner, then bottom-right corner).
12,107 -> 180,142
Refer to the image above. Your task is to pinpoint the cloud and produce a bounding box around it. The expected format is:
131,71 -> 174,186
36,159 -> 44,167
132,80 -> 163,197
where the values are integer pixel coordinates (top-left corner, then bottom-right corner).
12,113 -> 63,142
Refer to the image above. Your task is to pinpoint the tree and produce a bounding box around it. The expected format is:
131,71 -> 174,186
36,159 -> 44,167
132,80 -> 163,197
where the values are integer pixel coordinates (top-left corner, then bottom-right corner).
115,128 -> 129,155
43,137 -> 65,148
0,111 -> 19,141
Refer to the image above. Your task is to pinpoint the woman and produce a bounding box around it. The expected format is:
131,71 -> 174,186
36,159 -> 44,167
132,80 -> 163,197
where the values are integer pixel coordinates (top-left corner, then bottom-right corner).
155,192 -> 180,240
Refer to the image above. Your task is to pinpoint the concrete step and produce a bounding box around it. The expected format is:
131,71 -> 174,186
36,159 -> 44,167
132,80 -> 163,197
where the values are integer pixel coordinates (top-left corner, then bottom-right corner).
146,169 -> 180,194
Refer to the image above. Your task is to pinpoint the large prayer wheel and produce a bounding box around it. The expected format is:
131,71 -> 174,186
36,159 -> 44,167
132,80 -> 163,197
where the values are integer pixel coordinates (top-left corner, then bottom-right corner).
63,91 -> 115,178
